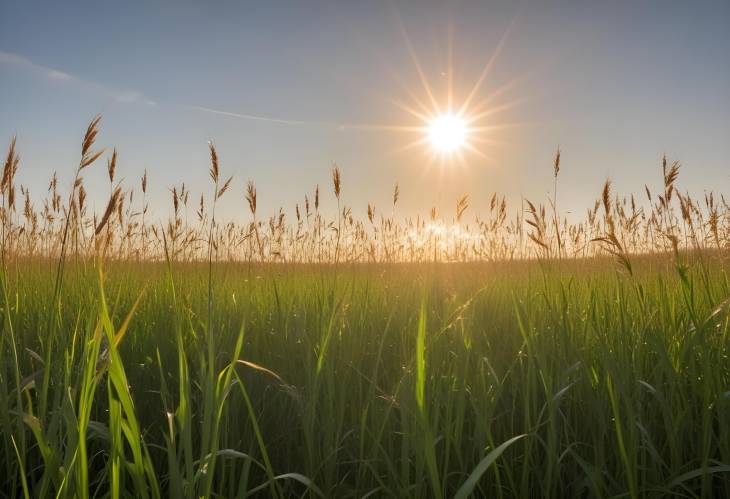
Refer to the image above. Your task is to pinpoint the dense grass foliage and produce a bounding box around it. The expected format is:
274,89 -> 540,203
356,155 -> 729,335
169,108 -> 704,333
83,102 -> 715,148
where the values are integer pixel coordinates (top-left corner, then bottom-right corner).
1,256 -> 729,497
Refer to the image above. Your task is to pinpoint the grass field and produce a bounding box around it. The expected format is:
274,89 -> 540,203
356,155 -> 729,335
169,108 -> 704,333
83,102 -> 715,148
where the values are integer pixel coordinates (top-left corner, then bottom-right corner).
2,257 -> 730,497
1,120 -> 729,497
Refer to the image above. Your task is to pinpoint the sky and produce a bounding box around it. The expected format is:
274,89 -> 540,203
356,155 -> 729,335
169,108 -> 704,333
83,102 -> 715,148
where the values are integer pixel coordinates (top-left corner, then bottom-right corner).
1,0 -> 729,222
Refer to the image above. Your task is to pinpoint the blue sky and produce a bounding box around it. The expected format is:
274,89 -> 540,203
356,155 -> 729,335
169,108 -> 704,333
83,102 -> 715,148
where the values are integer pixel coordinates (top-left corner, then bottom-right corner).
1,0 -> 728,221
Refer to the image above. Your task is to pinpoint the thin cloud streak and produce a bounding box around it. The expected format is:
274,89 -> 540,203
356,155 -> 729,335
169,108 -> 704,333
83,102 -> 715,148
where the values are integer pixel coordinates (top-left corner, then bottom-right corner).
190,105 -> 346,127
0,50 -> 156,106
191,105 -> 424,133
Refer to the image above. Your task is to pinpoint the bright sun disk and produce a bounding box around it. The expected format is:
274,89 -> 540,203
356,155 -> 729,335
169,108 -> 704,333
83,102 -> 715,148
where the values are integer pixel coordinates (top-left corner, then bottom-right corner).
428,114 -> 467,153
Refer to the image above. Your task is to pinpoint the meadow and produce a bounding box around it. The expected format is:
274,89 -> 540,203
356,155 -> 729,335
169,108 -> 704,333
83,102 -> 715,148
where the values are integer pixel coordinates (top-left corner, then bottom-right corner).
0,117 -> 729,497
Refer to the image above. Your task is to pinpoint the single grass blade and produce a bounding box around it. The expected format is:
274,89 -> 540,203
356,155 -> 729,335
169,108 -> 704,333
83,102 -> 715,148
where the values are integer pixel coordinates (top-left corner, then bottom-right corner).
11,436 -> 30,499
453,434 -> 526,499
244,472 -> 325,498
666,465 -> 730,489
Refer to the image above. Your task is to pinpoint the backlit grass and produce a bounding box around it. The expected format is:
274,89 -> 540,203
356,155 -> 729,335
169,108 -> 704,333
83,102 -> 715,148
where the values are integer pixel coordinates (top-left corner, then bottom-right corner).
0,117 -> 729,497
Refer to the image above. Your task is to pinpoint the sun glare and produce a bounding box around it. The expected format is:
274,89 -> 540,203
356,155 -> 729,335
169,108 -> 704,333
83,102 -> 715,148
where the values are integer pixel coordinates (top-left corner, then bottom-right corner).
379,21 -> 526,167
428,114 -> 467,153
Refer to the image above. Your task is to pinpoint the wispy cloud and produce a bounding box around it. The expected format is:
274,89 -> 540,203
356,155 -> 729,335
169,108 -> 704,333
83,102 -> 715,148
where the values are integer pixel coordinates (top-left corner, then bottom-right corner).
190,105 -> 409,133
0,50 -> 156,106
190,105 -> 343,127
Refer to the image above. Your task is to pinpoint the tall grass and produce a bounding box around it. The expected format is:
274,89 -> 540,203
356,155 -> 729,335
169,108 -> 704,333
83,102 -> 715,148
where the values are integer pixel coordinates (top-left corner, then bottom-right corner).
3,121 -> 729,264
0,117 -> 728,497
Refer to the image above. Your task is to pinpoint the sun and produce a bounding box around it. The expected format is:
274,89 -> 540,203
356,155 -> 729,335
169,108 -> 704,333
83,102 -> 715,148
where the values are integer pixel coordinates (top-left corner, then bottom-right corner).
428,114 -> 467,153
383,23 -> 520,167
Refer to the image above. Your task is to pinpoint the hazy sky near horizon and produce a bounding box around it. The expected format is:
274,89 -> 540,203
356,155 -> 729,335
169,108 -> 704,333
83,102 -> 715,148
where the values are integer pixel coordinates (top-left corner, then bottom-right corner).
1,0 -> 729,221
